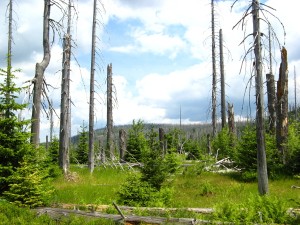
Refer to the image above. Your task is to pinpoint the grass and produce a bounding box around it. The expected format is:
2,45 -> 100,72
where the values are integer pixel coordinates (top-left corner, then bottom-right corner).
50,165 -> 300,210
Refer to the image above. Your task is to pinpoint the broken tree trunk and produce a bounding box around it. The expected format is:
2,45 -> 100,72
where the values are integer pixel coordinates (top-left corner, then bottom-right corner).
266,73 -> 276,134
276,47 -> 289,164
119,129 -> 126,163
31,0 -> 51,146
227,103 -> 235,135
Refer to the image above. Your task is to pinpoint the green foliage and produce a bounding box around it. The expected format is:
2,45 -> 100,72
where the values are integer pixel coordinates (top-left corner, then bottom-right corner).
164,128 -> 184,153
76,122 -> 88,164
212,194 -> 297,224
0,66 -> 33,194
117,173 -> 173,207
285,121 -> 300,174
125,119 -> 149,162
235,124 -> 282,179
3,155 -> 54,207
48,136 -> 59,164
140,150 -> 180,190
184,138 -> 202,160
212,126 -> 236,159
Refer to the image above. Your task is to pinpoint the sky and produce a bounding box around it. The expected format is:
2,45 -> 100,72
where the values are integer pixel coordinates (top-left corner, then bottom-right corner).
0,0 -> 299,142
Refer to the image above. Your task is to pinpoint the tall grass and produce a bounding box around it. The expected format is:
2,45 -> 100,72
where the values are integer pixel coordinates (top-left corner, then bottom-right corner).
51,165 -> 300,210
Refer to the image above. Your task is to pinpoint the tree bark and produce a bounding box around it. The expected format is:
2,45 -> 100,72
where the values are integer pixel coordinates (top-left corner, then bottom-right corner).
211,0 -> 217,138
88,0 -> 97,173
266,73 -> 276,133
252,0 -> 268,195
276,47 -> 288,164
119,129 -> 126,163
227,103 -> 235,135
219,29 -> 226,129
31,0 -> 51,146
107,63 -> 113,159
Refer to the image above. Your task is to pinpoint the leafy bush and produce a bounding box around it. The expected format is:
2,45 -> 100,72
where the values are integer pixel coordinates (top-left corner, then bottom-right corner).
3,156 -> 54,207
184,138 -> 203,160
125,119 -> 149,162
234,125 -> 282,179
212,127 -> 236,159
117,174 -> 173,207
285,121 -> 300,175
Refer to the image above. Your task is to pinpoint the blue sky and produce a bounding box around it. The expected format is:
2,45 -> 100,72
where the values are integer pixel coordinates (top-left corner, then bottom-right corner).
0,0 -> 299,142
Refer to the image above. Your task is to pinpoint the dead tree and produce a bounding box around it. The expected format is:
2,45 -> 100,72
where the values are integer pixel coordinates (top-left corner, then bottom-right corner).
88,0 -> 97,173
107,63 -> 113,159
119,129 -> 126,163
276,47 -> 288,164
252,0 -> 269,195
227,103 -> 235,135
59,0 -> 72,173
211,0 -> 217,137
31,0 -> 51,146
219,29 -> 226,129
266,24 -> 276,133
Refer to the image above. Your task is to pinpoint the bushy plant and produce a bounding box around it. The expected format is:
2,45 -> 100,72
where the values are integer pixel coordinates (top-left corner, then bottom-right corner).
184,138 -> 202,160
212,126 -> 236,159
3,155 -> 54,207
76,122 -> 88,164
235,125 -> 282,179
117,174 -> 173,207
125,119 -> 149,162
285,121 -> 300,174
48,136 -> 59,164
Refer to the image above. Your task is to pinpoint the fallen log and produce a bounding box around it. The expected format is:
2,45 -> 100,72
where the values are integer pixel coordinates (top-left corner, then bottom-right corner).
35,207 -> 218,224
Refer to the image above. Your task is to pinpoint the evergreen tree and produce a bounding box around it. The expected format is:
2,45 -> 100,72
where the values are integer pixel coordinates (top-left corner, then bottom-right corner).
48,136 -> 59,164
0,66 -> 32,194
76,122 -> 88,164
125,119 -> 148,162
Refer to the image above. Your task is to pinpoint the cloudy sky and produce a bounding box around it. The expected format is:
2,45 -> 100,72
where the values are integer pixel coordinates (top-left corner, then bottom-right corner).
0,0 -> 299,142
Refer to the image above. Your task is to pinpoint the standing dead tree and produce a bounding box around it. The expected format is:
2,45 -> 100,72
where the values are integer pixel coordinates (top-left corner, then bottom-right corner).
30,0 -> 51,146
219,29 -> 226,129
231,0 -> 285,195
59,0 -> 73,174
266,24 -> 276,134
276,47 -> 288,164
211,0 -> 217,138
106,63 -> 113,159
30,0 -> 66,147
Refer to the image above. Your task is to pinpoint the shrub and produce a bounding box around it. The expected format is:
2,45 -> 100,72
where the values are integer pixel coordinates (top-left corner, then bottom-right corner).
212,127 -> 236,159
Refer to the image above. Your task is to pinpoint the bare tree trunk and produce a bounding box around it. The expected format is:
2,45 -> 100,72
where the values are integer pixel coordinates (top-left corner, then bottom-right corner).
119,129 -> 126,163
266,73 -> 276,133
5,0 -> 13,118
252,0 -> 268,195
227,103 -> 235,135
276,47 -> 288,164
59,0 -> 72,173
266,24 -> 276,134
31,0 -> 51,146
50,99 -> 54,142
107,63 -> 113,159
219,29 -> 226,129
88,0 -> 97,173
211,0 -> 217,138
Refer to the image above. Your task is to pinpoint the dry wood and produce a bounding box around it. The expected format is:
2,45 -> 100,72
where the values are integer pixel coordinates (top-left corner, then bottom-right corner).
107,63 -> 114,159
35,207 -> 216,225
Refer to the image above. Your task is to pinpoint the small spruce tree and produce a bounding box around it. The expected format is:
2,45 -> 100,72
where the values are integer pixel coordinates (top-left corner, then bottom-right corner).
76,122 -> 88,164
